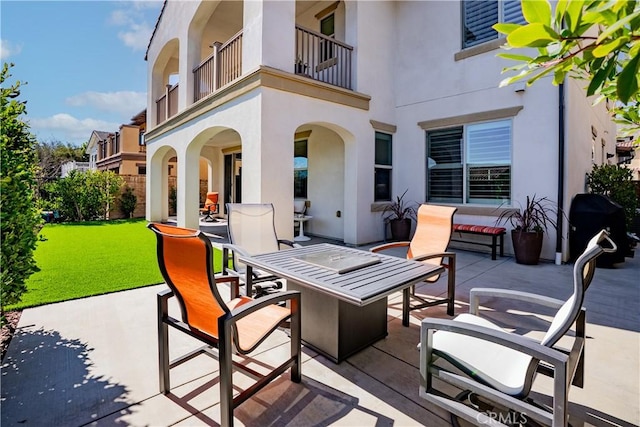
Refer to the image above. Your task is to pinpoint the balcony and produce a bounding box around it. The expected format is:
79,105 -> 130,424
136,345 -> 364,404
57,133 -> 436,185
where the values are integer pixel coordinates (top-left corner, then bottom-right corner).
155,83 -> 179,125
153,24 -> 355,128
295,25 -> 353,90
193,30 -> 243,102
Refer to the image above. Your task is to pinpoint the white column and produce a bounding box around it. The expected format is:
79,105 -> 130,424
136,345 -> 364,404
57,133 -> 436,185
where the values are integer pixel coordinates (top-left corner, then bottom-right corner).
176,145 -> 201,229
240,102 -> 295,241
242,0 -> 296,73
146,145 -> 170,222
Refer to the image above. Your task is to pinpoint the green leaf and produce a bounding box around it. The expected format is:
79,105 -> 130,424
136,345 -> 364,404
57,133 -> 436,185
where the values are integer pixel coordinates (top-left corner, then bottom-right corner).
499,70 -> 533,87
617,54 -> 640,104
493,23 -> 522,35
630,40 -> 640,58
587,58 -> 615,96
555,0 -> 569,26
507,23 -> 559,48
497,52 -> 534,62
522,0 -> 552,24
597,10 -> 640,43
593,37 -> 630,58
564,0 -> 584,33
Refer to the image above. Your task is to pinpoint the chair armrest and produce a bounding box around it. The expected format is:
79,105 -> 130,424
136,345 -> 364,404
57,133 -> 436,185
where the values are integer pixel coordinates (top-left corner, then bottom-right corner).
278,239 -> 300,249
369,241 -> 410,253
420,317 -> 568,366
411,251 -> 456,263
469,288 -> 565,315
158,287 -> 174,299
222,243 -> 251,258
227,290 -> 301,321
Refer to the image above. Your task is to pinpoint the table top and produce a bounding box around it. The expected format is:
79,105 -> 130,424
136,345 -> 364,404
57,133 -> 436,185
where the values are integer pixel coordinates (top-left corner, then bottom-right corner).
239,243 -> 444,306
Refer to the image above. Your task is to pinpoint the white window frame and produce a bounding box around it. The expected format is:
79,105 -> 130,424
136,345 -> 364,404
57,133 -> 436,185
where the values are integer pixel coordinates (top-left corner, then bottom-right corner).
462,0 -> 525,49
426,119 -> 513,206
374,131 -> 393,202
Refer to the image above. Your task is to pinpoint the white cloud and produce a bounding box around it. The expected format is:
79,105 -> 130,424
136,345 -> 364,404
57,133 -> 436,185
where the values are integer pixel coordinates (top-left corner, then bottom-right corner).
66,91 -> 146,118
109,1 -> 162,51
118,22 -> 154,51
29,114 -> 120,144
0,39 -> 23,60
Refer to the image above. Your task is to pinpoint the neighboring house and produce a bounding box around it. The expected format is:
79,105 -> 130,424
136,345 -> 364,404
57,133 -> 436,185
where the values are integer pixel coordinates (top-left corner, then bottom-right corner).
87,113 -> 148,175
617,136 -> 639,180
86,130 -> 110,171
144,0 -> 616,262
60,161 -> 90,177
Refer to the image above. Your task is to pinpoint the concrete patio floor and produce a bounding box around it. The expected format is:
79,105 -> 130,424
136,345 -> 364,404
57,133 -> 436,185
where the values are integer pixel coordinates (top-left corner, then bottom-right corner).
1,226 -> 639,426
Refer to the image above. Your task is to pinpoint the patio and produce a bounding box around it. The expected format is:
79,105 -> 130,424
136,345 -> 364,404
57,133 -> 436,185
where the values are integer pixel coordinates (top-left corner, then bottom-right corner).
1,226 -> 638,426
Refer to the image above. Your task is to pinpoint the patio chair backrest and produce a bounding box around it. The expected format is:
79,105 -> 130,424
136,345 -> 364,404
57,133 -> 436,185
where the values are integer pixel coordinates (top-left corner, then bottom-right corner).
226,203 -> 281,256
541,230 -> 615,347
148,222 -> 229,338
204,192 -> 219,209
408,204 -> 457,267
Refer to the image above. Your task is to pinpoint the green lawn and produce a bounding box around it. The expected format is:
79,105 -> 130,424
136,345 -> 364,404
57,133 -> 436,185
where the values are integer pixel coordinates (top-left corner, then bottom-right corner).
6,219 -> 222,310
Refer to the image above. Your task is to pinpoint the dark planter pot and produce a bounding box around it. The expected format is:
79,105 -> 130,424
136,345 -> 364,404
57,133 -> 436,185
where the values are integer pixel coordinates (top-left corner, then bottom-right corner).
389,218 -> 412,241
511,230 -> 544,265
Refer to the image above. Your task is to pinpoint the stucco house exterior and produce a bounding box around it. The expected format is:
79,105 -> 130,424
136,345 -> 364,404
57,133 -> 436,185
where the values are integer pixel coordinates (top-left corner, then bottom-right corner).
86,112 -> 149,175
144,0 -> 616,262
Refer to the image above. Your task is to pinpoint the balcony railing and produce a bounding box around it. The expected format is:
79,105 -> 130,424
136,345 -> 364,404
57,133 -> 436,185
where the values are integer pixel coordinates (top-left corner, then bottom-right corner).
295,25 -> 353,90
194,30 -> 243,102
156,83 -> 179,125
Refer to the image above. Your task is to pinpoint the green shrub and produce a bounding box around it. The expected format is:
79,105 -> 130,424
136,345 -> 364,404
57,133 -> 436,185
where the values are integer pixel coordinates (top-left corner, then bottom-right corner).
169,185 -> 177,215
586,164 -> 638,230
51,170 -> 124,221
0,63 -> 42,310
119,186 -> 137,218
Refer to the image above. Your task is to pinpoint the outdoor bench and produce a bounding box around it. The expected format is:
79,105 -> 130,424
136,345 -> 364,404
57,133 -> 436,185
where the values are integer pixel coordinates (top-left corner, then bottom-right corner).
451,224 -> 507,260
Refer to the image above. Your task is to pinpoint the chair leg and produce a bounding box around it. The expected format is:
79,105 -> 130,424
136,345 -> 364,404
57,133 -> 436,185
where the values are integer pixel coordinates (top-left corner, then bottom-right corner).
219,316 -> 235,427
446,256 -> 456,316
157,293 -> 170,394
290,295 -> 302,383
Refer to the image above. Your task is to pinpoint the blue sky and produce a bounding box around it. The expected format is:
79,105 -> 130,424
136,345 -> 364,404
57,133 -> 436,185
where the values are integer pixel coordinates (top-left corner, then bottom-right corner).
1,0 -> 163,145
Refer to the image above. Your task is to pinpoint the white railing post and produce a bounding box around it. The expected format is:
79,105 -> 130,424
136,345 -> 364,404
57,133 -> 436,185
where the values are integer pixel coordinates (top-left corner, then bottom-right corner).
211,42 -> 222,91
164,84 -> 171,122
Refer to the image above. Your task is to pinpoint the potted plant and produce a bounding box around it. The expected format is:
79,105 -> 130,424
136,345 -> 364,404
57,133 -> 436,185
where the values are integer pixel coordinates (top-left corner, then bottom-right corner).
382,189 -> 417,241
295,56 -> 308,74
496,195 -> 558,265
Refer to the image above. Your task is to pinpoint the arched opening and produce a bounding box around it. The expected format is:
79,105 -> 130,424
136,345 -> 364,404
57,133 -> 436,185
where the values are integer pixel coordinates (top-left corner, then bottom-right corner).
189,1 -> 244,102
151,38 -> 180,126
293,123 -> 349,241
186,127 -> 243,221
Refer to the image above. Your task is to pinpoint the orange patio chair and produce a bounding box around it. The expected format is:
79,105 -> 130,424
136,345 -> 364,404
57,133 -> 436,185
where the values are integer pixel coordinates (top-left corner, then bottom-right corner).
371,203 -> 457,317
200,191 -> 219,222
148,222 -> 301,427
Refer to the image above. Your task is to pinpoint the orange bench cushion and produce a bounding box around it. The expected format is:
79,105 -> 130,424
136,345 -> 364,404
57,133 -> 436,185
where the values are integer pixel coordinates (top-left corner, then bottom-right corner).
453,224 -> 506,235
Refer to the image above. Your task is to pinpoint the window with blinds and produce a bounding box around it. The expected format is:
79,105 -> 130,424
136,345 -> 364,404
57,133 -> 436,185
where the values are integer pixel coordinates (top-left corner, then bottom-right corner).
466,121 -> 511,204
427,127 -> 463,203
375,132 -> 393,201
462,0 -> 526,48
426,120 -> 511,205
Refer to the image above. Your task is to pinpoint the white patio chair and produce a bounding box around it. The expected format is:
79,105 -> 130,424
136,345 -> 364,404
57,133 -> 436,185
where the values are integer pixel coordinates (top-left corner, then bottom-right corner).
222,203 -> 300,296
419,230 -> 616,427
